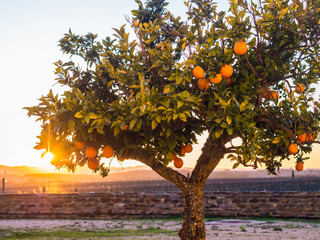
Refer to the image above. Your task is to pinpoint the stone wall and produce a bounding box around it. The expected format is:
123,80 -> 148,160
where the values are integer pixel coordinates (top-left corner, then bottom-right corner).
0,192 -> 319,219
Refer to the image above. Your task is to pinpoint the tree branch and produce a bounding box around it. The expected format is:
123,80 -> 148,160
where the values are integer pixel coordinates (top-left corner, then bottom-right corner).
130,149 -> 189,191
190,136 -> 230,187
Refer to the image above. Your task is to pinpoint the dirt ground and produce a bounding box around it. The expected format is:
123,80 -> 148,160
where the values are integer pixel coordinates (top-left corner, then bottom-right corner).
0,218 -> 319,239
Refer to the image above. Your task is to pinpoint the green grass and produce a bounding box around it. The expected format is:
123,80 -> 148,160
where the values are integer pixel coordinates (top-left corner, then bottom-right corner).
0,229 -> 177,240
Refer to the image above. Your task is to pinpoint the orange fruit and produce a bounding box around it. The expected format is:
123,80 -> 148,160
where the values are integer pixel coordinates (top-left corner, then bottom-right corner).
234,41 -> 248,55
75,141 -> 86,150
209,73 -> 222,84
119,157 -> 126,162
263,88 -> 271,98
266,90 -> 279,101
220,64 -> 233,78
88,158 -> 100,170
193,66 -> 205,79
180,147 -> 186,155
184,144 -> 193,153
102,145 -> 114,158
171,153 -> 176,162
295,84 -> 305,94
124,125 -> 129,131
174,157 -> 183,168
85,146 -> 98,158
223,77 -> 232,87
295,162 -> 304,171
197,78 -> 210,91
297,132 -> 315,142
288,143 -> 298,155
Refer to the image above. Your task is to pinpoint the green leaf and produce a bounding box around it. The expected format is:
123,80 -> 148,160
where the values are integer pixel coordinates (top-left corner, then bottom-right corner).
74,111 -> 85,118
155,114 -> 161,123
114,126 -> 121,136
226,116 -> 232,125
151,119 -> 158,130
233,163 -> 240,169
67,120 -> 75,131
239,102 -> 247,112
129,118 -> 138,130
177,101 -> 183,109
272,137 -> 281,144
178,113 -> 187,122
227,128 -> 233,135
88,112 -> 98,119
279,7 -> 288,19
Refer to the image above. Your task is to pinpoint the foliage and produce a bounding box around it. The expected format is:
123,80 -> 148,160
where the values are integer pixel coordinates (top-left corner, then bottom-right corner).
25,0 -> 320,177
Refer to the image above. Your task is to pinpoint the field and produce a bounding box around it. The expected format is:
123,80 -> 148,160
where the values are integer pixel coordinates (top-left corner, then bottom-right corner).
2,176 -> 320,194
0,218 -> 319,239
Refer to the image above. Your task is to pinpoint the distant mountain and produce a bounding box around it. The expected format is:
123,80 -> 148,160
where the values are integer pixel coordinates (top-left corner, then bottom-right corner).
1,164 -> 319,182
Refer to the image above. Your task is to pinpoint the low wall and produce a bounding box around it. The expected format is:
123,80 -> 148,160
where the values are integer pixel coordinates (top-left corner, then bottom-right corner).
0,192 -> 319,219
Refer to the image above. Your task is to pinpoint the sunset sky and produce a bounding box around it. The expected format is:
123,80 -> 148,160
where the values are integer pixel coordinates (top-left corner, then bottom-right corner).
0,0 -> 319,171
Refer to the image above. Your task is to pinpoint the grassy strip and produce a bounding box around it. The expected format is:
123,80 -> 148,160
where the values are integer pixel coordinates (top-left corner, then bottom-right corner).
0,228 -> 177,239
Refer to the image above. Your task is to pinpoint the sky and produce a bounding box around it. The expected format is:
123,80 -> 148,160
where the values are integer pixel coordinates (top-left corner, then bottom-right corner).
0,0 -> 319,172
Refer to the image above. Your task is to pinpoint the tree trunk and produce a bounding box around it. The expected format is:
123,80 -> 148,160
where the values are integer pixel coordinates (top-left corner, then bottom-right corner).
178,184 -> 206,240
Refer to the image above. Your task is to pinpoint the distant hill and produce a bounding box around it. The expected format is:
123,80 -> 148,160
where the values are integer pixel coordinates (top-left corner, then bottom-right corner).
1,164 -> 319,182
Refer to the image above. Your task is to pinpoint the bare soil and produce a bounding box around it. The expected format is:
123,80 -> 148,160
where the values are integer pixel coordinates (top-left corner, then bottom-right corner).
0,218 -> 319,239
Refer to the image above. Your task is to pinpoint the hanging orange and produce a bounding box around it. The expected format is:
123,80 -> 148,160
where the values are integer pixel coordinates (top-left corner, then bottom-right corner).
193,66 -> 205,79
75,141 -> 86,150
85,146 -> 98,158
295,84 -> 305,94
288,143 -> 298,155
295,162 -> 304,171
184,144 -> 193,153
209,73 -> 222,84
197,78 -> 210,91
174,157 -> 184,168
234,41 -> 248,55
102,145 -> 114,158
266,90 -> 279,101
297,132 -> 315,142
220,64 -> 233,78
88,158 -> 100,170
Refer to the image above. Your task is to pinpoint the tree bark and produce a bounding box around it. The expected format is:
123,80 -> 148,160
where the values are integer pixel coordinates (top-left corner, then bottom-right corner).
178,137 -> 228,239
178,184 -> 206,240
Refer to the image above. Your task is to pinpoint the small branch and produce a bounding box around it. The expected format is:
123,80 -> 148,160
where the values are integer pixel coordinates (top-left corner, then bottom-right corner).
244,54 -> 259,78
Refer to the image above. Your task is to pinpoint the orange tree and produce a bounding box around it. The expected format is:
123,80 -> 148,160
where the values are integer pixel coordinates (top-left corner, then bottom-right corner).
25,0 -> 320,239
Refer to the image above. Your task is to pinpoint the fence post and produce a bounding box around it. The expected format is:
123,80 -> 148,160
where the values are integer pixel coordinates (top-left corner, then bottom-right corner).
2,178 -> 5,193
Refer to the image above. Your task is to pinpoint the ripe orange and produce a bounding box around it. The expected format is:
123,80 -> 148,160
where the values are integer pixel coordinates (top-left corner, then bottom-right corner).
75,141 -> 86,150
180,147 -> 186,155
288,143 -> 298,155
295,162 -> 304,171
174,157 -> 183,168
102,145 -> 114,158
124,125 -> 129,131
263,88 -> 271,98
234,41 -> 248,55
223,77 -> 232,87
209,73 -> 222,84
220,64 -> 233,78
171,153 -> 176,162
184,144 -> 193,153
297,132 -> 315,142
295,84 -> 305,94
267,90 -> 279,101
85,146 -> 98,158
193,66 -> 205,79
88,158 -> 100,170
197,78 -> 210,91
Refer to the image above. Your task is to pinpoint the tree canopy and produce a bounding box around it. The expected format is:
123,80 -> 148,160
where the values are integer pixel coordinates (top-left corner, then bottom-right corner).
25,0 -> 320,238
